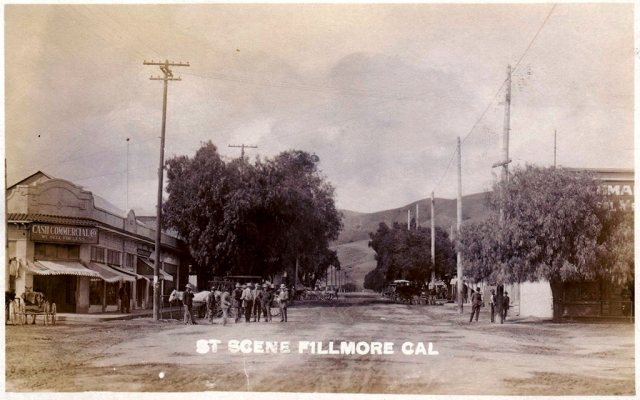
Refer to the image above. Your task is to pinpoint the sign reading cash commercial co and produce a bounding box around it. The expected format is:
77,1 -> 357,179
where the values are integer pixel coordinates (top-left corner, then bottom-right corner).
30,223 -> 99,244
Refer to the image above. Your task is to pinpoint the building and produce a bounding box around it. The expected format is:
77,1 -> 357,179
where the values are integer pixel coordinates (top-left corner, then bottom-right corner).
6,171 -> 190,313
517,168 -> 634,319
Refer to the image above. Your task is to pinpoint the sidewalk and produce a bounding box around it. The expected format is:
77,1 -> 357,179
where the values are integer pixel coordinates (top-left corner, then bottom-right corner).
56,306 -> 185,323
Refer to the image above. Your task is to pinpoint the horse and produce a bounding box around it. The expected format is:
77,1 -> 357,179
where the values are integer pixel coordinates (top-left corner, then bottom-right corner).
168,289 -> 211,319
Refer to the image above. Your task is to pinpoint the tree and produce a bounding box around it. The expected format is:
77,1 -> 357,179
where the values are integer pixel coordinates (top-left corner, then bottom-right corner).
366,221 -> 455,290
163,143 -> 343,283
460,165 -> 634,322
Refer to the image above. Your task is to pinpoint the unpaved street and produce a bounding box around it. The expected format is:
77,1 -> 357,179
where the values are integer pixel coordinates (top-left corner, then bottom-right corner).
5,294 -> 635,395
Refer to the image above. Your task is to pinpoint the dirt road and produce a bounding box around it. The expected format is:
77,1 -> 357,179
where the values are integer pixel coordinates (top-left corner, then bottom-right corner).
5,294 -> 635,395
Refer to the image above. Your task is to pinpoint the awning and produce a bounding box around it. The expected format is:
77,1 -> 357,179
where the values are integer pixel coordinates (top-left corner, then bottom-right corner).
25,260 -> 101,278
137,258 -> 174,282
86,262 -> 135,283
109,264 -> 150,282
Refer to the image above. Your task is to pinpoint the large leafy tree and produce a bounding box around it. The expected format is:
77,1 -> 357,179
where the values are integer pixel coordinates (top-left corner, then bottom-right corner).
365,221 -> 455,290
163,143 -> 343,284
459,165 -> 634,322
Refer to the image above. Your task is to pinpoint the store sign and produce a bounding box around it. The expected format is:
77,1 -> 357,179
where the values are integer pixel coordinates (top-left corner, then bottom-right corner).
31,224 -> 99,244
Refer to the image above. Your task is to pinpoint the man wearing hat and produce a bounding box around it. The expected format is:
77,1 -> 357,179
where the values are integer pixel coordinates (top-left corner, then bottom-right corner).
205,286 -> 217,324
502,291 -> 510,321
183,284 -> 197,325
219,285 -> 231,326
469,287 -> 482,323
278,284 -> 289,322
489,289 -> 496,323
241,283 -> 254,322
232,283 -> 243,323
252,283 -> 264,322
261,283 -> 273,322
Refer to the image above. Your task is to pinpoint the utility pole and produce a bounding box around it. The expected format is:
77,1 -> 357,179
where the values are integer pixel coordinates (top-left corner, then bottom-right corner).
492,65 -> 513,221
416,203 -> 419,227
430,191 -> 435,287
407,209 -> 411,230
126,138 -> 130,211
554,129 -> 557,167
144,59 -> 189,321
229,144 -> 258,161
457,136 -> 463,314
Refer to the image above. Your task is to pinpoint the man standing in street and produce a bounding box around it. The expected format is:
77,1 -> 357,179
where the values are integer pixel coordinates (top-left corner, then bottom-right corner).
242,283 -> 254,322
262,283 -> 273,322
253,283 -> 263,322
489,289 -> 496,323
219,285 -> 231,326
206,286 -> 217,324
278,284 -> 289,322
503,291 -> 510,321
183,284 -> 197,325
232,283 -> 243,323
469,287 -> 482,323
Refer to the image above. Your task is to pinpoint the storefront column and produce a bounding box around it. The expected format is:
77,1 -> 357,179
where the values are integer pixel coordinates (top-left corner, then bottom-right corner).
102,280 -> 106,312
132,280 -> 137,310
76,277 -> 90,313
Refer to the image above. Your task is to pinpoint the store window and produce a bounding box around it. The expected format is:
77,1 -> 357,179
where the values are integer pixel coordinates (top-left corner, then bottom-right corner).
35,243 -> 80,260
91,246 -> 105,263
106,282 -> 117,305
107,250 -> 121,266
124,253 -> 134,270
90,280 -> 102,305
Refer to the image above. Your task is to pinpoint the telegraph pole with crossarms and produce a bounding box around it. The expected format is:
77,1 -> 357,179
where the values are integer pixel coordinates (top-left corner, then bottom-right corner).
144,59 -> 189,322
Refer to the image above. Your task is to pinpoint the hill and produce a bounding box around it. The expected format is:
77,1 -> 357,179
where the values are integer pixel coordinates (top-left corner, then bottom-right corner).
332,191 -> 491,291
335,191 -> 490,245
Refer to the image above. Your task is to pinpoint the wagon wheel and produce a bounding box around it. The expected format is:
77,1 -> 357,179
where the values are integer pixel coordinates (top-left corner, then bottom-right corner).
8,299 -> 20,325
323,293 -> 332,300
43,301 -> 50,326
19,301 -> 26,325
50,303 -> 57,325
270,307 -> 280,317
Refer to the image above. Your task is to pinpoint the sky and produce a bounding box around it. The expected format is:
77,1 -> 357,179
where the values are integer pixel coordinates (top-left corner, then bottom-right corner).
4,3 -> 634,214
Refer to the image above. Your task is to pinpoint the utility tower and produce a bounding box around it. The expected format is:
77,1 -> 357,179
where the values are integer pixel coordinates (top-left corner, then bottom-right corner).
229,144 -> 258,161
144,59 -> 189,322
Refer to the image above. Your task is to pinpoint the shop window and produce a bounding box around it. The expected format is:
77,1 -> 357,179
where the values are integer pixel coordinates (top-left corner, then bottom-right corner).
91,246 -> 105,263
124,253 -> 134,270
90,280 -> 102,305
107,250 -> 121,266
106,282 -> 117,305
35,243 -> 80,260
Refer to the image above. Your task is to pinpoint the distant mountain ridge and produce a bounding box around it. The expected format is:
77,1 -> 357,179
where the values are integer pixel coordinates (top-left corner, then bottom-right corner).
335,191 -> 491,245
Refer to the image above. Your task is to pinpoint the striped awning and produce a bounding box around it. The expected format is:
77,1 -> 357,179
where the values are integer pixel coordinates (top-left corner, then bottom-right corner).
137,258 -> 174,282
86,262 -> 135,283
109,264 -> 150,282
25,260 -> 101,278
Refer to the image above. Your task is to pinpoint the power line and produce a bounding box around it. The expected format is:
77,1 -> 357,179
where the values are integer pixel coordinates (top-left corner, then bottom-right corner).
431,3 -> 556,195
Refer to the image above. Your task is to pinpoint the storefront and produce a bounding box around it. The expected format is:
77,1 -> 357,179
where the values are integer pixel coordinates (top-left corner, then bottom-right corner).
6,171 -> 190,313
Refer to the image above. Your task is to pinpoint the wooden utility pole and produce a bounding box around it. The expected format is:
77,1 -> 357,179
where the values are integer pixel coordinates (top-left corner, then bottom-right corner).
126,138 -> 130,211
456,136 -> 463,314
554,129 -> 557,167
430,191 -> 435,287
229,144 -> 258,161
492,65 -> 513,221
144,59 -> 189,321
407,209 -> 411,230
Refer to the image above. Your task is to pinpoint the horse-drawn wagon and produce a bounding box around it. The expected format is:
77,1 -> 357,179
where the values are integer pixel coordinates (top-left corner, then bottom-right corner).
6,290 -> 56,325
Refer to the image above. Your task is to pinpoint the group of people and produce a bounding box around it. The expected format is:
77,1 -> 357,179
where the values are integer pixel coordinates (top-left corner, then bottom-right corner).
469,287 -> 510,323
180,282 -> 291,326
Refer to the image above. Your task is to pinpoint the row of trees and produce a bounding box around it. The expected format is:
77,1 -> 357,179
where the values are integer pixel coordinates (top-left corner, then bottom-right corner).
162,142 -> 343,288
458,165 -> 634,322
364,221 -> 456,292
